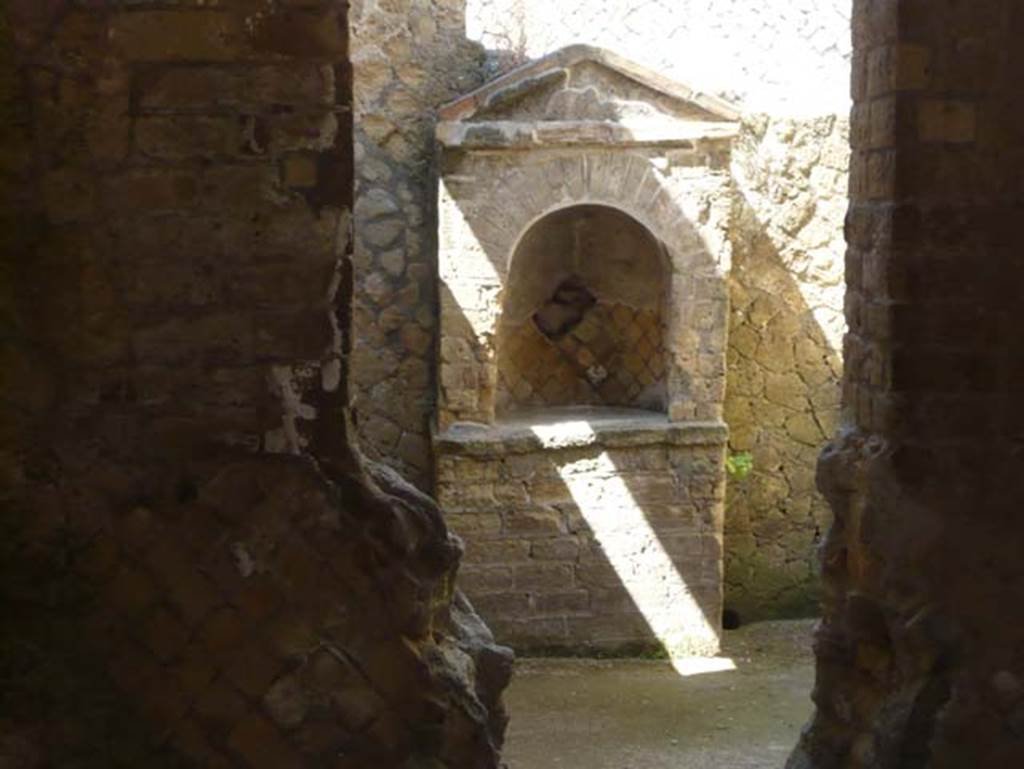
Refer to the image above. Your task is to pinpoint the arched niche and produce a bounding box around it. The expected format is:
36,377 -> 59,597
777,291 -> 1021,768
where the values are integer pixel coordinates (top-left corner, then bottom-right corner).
432,45 -> 739,655
497,204 -> 670,415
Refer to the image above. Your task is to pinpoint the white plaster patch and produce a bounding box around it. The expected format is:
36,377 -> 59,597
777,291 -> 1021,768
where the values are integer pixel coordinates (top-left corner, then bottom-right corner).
266,364 -> 319,455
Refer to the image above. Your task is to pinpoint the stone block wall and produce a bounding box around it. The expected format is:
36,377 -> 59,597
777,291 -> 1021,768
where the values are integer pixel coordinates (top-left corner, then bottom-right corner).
466,1 -> 852,624
351,0 -> 851,620
786,0 -> 1024,766
431,68 -> 734,647
0,2 -> 509,767
789,0 -> 1024,765
436,419 -> 727,655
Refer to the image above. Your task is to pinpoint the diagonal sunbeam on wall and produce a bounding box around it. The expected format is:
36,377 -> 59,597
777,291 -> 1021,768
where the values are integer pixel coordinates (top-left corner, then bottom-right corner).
531,420 -> 735,674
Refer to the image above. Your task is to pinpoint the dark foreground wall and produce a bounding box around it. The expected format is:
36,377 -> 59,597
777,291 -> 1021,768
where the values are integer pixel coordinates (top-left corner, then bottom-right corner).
0,2 -> 509,767
791,1 -> 1024,767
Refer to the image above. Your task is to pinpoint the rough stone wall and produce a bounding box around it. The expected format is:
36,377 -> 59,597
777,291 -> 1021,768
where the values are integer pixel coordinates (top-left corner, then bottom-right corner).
724,115 -> 849,621
436,422 -> 726,656
0,2 -> 509,768
791,1 -> 1024,767
349,0 -> 851,619
350,0 -> 485,489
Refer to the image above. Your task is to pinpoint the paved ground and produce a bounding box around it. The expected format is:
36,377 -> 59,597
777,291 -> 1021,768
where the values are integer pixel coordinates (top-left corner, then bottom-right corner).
502,620 -> 816,769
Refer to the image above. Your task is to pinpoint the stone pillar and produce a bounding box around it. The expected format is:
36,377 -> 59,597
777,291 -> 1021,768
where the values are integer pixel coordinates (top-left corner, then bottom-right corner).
1,2 -> 511,766
790,1 -> 1024,767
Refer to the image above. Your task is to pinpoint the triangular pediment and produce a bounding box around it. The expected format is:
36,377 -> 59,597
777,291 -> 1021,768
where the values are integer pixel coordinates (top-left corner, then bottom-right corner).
440,45 -> 740,125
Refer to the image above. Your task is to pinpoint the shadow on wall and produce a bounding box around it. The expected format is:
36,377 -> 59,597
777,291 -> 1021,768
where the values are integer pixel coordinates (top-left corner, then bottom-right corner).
445,415 -> 728,658
348,0 -> 843,629
722,191 -> 843,625
1,2 -> 514,767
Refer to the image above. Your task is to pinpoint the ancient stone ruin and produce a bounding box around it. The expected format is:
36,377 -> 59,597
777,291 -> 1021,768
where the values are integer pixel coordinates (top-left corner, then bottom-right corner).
353,0 -> 850,624
433,47 -> 735,653
5,0 -> 1024,767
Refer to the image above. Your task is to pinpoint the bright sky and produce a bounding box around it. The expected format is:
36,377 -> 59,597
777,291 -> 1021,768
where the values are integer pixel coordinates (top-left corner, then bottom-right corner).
467,0 -> 852,116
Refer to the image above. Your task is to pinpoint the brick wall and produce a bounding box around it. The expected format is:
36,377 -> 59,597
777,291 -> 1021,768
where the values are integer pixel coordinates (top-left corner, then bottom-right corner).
790,1 -> 1024,767
437,421 -> 726,656
0,2 -> 508,767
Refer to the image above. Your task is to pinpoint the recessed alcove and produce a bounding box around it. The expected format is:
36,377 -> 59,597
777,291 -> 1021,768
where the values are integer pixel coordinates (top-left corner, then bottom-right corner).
433,45 -> 738,655
497,204 -> 669,416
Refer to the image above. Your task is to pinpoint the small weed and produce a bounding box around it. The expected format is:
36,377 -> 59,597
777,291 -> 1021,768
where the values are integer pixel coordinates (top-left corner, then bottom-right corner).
726,451 -> 754,480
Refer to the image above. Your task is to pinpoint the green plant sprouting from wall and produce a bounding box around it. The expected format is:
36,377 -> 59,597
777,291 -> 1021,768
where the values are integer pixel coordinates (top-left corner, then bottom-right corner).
726,451 -> 754,480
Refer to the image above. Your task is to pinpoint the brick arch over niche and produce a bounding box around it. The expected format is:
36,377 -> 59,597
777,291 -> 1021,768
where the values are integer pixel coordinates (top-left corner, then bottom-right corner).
497,203 -> 671,415
437,146 -> 733,429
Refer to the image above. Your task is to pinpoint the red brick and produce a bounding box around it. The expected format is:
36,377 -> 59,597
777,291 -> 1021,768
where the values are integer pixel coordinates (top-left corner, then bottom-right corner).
109,11 -> 248,62
224,643 -> 282,698
199,607 -> 247,656
227,713 -> 303,769
142,607 -> 190,662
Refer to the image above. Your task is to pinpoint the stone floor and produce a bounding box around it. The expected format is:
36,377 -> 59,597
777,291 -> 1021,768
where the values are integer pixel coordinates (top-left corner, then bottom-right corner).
502,619 -> 816,769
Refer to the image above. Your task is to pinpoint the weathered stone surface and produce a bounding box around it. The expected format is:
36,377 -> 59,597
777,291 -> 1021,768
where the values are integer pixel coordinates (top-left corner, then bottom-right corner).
436,135 -> 734,431
427,36 -> 842,624
8,1 -> 1023,765
436,412 -> 726,656
0,3 -> 509,767
722,113 -> 848,623
345,1 -> 849,620
349,0 -> 488,489
788,2 -> 1024,767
